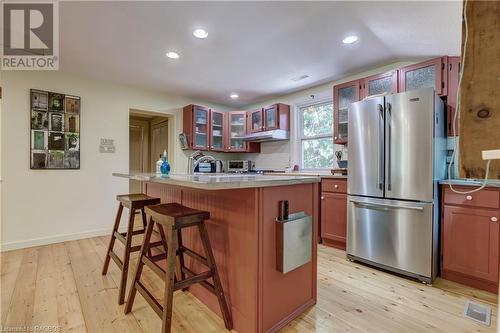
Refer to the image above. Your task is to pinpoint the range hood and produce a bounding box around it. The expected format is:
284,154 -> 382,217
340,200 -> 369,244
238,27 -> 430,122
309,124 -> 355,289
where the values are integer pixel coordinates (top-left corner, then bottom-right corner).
242,129 -> 289,142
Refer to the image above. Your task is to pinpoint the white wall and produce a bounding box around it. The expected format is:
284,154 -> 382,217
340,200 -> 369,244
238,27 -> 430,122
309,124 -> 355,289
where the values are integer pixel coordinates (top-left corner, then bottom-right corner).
239,60 -> 422,170
0,71 -> 230,251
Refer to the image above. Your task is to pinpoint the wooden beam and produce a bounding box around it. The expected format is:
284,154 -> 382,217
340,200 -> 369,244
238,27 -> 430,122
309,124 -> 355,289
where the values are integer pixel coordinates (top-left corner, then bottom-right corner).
459,0 -> 500,179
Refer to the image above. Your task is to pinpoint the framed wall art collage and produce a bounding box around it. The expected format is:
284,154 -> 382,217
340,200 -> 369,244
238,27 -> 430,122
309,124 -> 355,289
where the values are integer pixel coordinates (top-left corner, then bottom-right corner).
30,89 -> 81,169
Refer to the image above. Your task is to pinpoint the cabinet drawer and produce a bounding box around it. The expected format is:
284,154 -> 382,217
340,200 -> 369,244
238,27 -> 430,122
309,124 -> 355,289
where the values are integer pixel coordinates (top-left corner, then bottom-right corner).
443,187 -> 500,209
322,179 -> 347,193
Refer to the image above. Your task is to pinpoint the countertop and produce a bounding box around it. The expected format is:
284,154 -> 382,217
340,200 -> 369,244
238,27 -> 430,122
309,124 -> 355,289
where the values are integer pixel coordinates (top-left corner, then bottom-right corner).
113,172 -> 321,190
264,172 -> 347,179
439,179 -> 500,188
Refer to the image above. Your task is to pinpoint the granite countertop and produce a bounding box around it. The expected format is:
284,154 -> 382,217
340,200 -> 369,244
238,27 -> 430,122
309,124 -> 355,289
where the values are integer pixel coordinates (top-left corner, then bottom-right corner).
264,172 -> 347,179
439,179 -> 500,188
113,172 -> 321,190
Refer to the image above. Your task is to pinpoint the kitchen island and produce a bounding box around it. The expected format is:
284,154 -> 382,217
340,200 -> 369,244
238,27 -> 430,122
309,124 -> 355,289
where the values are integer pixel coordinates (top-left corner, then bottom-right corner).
113,173 -> 320,333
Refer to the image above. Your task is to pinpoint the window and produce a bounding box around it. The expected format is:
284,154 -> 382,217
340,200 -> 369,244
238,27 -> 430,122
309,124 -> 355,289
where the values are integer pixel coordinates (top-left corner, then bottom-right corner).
299,101 -> 334,169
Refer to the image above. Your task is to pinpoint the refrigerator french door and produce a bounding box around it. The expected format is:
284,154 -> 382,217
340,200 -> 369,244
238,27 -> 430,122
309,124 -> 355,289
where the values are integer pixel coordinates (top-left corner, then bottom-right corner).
347,88 -> 445,283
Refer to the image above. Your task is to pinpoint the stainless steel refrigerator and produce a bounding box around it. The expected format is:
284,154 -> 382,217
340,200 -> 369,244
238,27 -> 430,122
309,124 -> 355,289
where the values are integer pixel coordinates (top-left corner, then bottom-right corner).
347,87 -> 446,283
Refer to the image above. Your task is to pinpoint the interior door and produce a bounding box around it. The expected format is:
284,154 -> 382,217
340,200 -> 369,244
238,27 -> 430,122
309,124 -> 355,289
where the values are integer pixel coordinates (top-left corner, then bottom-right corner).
385,89 -> 434,202
129,118 -> 150,193
151,119 -> 168,171
347,96 -> 384,198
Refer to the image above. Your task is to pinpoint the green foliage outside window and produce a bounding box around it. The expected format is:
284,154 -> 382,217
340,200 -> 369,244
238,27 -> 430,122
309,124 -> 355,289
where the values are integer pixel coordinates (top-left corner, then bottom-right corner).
300,103 -> 334,169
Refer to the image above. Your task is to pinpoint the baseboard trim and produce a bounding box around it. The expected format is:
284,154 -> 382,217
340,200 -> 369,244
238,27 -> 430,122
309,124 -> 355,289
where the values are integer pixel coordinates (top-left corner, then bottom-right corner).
0,227 -> 127,252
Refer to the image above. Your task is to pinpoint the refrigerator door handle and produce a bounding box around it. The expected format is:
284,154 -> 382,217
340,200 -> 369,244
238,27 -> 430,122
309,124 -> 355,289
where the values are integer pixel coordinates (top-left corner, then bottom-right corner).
350,199 -> 424,211
377,104 -> 384,190
386,102 -> 392,191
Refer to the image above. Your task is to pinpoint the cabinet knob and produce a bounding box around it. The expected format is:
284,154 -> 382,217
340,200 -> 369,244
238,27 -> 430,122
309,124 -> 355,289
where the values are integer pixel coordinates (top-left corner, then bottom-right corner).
321,196 -> 325,200
334,136 -> 338,140
334,184 -> 339,189
491,217 -> 498,222
465,195 -> 473,201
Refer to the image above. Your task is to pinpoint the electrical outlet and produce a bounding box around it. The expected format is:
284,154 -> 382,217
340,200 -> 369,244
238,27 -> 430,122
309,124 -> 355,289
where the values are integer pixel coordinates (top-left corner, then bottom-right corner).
482,149 -> 500,160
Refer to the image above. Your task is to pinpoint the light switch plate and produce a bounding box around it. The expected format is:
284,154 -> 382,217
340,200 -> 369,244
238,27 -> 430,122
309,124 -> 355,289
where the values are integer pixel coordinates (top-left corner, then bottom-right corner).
482,149 -> 500,160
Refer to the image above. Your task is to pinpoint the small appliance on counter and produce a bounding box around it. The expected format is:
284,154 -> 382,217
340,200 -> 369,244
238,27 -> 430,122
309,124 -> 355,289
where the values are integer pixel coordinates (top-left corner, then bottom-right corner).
335,150 -> 348,169
193,160 -> 224,173
227,160 -> 255,173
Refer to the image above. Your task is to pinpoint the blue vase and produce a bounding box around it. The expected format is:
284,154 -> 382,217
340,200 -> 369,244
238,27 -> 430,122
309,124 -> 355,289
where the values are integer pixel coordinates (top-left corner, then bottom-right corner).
160,155 -> 170,176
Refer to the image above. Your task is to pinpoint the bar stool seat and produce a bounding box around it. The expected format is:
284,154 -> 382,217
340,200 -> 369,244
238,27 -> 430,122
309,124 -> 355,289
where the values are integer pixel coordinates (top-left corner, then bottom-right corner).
124,203 -> 233,333
117,193 -> 160,209
102,193 -> 162,305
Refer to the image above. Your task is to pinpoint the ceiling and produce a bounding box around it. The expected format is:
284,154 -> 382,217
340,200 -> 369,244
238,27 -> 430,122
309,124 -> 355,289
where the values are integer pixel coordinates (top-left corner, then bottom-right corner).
60,1 -> 462,107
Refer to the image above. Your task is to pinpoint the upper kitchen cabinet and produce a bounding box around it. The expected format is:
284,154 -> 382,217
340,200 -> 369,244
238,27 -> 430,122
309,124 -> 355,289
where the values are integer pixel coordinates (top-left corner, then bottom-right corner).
227,111 -> 246,152
183,104 -> 210,150
263,103 -> 290,131
398,57 -> 448,96
361,71 -> 398,99
333,79 -> 361,144
209,109 -> 226,152
249,108 -> 263,133
227,111 -> 261,153
446,56 -> 461,136
248,104 -> 290,133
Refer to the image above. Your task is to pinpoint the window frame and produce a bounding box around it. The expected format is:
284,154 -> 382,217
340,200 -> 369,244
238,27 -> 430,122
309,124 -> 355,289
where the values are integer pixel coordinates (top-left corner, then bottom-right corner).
296,98 -> 334,171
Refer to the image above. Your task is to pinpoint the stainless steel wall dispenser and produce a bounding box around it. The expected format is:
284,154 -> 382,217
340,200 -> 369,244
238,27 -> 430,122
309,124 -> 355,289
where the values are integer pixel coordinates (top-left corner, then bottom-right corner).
276,212 -> 312,274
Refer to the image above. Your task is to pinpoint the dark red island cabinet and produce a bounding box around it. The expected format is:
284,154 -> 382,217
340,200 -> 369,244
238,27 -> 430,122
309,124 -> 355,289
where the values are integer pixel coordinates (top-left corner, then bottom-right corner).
441,185 -> 499,293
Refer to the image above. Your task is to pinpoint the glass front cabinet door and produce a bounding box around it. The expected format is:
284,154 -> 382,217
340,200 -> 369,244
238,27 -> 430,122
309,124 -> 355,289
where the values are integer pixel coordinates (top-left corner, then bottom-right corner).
399,57 -> 447,96
333,80 -> 361,144
227,111 -> 247,152
361,71 -> 398,99
249,109 -> 263,133
264,104 -> 278,130
193,105 -> 209,149
209,110 -> 225,151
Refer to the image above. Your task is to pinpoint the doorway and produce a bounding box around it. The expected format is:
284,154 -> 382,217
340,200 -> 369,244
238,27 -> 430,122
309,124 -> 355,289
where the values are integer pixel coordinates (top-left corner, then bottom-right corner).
129,112 -> 169,193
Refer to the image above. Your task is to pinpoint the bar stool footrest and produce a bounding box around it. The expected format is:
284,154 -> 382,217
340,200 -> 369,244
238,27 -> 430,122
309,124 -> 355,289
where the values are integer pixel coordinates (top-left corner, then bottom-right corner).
109,251 -> 123,270
180,246 -> 208,266
182,266 -> 215,293
142,255 -> 166,280
175,268 -> 213,291
135,281 -> 163,317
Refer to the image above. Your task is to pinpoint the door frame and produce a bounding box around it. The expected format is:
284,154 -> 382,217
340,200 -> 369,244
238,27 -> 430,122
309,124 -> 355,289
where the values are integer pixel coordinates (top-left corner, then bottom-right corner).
129,108 -> 177,177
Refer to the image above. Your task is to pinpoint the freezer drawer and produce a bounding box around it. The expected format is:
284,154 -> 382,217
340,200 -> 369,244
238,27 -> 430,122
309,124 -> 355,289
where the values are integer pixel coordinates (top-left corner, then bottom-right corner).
347,196 -> 435,279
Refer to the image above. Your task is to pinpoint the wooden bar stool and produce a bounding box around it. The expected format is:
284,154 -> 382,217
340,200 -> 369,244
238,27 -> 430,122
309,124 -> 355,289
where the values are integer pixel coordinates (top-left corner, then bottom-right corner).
124,203 -> 233,333
102,193 -> 161,305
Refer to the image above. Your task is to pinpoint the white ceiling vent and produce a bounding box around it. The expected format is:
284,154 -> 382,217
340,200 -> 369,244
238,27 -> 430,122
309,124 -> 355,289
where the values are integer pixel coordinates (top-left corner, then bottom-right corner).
291,75 -> 310,82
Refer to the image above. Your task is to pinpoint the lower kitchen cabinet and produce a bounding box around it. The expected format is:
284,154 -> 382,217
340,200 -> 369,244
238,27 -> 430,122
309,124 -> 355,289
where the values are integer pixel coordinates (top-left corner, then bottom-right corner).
441,186 -> 499,293
320,179 -> 347,250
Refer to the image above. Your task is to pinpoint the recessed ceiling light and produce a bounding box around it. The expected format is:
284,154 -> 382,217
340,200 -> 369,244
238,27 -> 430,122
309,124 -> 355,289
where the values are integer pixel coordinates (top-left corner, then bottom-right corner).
166,51 -> 180,59
342,35 -> 359,44
193,28 -> 208,39
230,93 -> 239,99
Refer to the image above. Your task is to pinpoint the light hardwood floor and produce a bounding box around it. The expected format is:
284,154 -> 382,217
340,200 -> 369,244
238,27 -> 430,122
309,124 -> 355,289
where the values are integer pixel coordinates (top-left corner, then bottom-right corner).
1,236 -> 498,332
